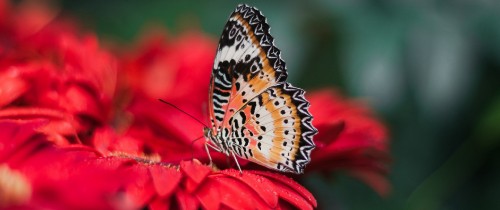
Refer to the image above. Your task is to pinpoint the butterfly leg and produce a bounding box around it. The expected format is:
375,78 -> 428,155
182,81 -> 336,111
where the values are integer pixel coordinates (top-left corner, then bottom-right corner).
204,143 -> 213,164
204,142 -> 221,166
230,151 -> 243,175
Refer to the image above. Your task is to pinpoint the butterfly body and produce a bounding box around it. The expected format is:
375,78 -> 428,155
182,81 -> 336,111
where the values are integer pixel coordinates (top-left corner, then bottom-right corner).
205,4 -> 317,174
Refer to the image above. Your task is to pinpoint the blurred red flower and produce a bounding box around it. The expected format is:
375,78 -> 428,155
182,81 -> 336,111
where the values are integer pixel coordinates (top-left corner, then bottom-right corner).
0,1 -> 391,209
0,1 -> 117,145
307,90 -> 391,196
116,31 -> 219,164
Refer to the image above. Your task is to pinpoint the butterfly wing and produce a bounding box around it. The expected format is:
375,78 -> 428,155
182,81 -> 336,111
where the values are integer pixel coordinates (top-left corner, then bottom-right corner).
208,4 -> 317,173
209,4 -> 287,133
227,83 -> 316,173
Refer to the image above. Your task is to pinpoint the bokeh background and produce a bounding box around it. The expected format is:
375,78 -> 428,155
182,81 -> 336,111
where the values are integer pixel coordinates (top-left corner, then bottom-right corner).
59,0 -> 500,209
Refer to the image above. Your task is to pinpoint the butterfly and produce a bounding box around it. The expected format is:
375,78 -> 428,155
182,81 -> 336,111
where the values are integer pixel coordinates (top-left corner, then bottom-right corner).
203,4 -> 317,174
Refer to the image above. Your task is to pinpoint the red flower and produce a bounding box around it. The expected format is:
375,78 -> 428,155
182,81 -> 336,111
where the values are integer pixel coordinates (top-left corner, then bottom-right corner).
0,1 -> 390,209
116,31 -> 212,156
115,31 -> 233,166
0,119 -> 316,209
0,1 -> 117,145
307,89 -> 391,196
0,120 -> 132,209
120,31 -> 214,103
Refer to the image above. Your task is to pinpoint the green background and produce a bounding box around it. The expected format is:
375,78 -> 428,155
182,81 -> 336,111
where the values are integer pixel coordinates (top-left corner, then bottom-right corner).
60,0 -> 500,209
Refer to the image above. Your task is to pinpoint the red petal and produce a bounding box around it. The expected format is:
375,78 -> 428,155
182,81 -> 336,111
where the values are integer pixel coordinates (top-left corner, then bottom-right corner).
0,119 -> 49,165
37,119 -> 77,144
91,127 -> 115,154
175,189 -> 199,210
250,171 -> 317,208
0,119 -> 45,147
149,197 -> 171,210
6,140 -> 134,209
195,179 -> 221,210
0,72 -> 28,107
272,180 -> 314,210
149,164 -> 182,197
220,169 -> 279,208
179,160 -> 210,192
0,108 -> 82,145
124,164 -> 156,207
314,120 -> 345,148
210,174 -> 270,209
92,127 -> 145,157
307,89 -> 390,194
11,0 -> 58,39
0,107 -> 70,121
60,83 -> 102,121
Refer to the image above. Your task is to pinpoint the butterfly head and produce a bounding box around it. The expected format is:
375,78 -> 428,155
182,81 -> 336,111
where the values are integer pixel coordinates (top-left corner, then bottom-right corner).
203,127 -> 218,145
203,127 -> 211,139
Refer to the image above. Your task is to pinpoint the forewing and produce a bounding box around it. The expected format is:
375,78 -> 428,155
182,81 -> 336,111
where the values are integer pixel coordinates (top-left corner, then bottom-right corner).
208,4 -> 287,134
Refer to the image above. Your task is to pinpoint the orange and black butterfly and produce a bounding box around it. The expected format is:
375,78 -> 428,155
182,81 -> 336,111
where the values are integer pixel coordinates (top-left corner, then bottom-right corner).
204,4 -> 317,174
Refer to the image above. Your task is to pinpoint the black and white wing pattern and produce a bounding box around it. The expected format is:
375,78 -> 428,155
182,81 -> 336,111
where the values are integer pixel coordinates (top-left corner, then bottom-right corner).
205,4 -> 317,174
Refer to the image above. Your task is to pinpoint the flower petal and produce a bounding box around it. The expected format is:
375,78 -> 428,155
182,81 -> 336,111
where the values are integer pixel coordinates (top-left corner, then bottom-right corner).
149,164 -> 182,197
124,164 -> 156,207
210,175 -> 270,209
195,178 -> 221,210
179,160 -> 211,192
149,197 -> 171,210
0,71 -> 28,107
307,89 -> 390,195
0,119 -> 48,164
175,189 -> 199,210
220,169 -> 279,208
251,170 -> 317,209
314,120 -> 345,148
60,83 -> 102,122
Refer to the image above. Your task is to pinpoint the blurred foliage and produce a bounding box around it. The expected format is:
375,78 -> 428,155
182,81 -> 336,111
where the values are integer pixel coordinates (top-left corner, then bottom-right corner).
60,0 -> 500,209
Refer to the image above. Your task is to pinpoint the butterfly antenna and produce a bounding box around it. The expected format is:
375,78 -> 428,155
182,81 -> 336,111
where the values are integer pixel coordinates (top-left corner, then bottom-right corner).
158,99 -> 208,127
190,135 -> 205,160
